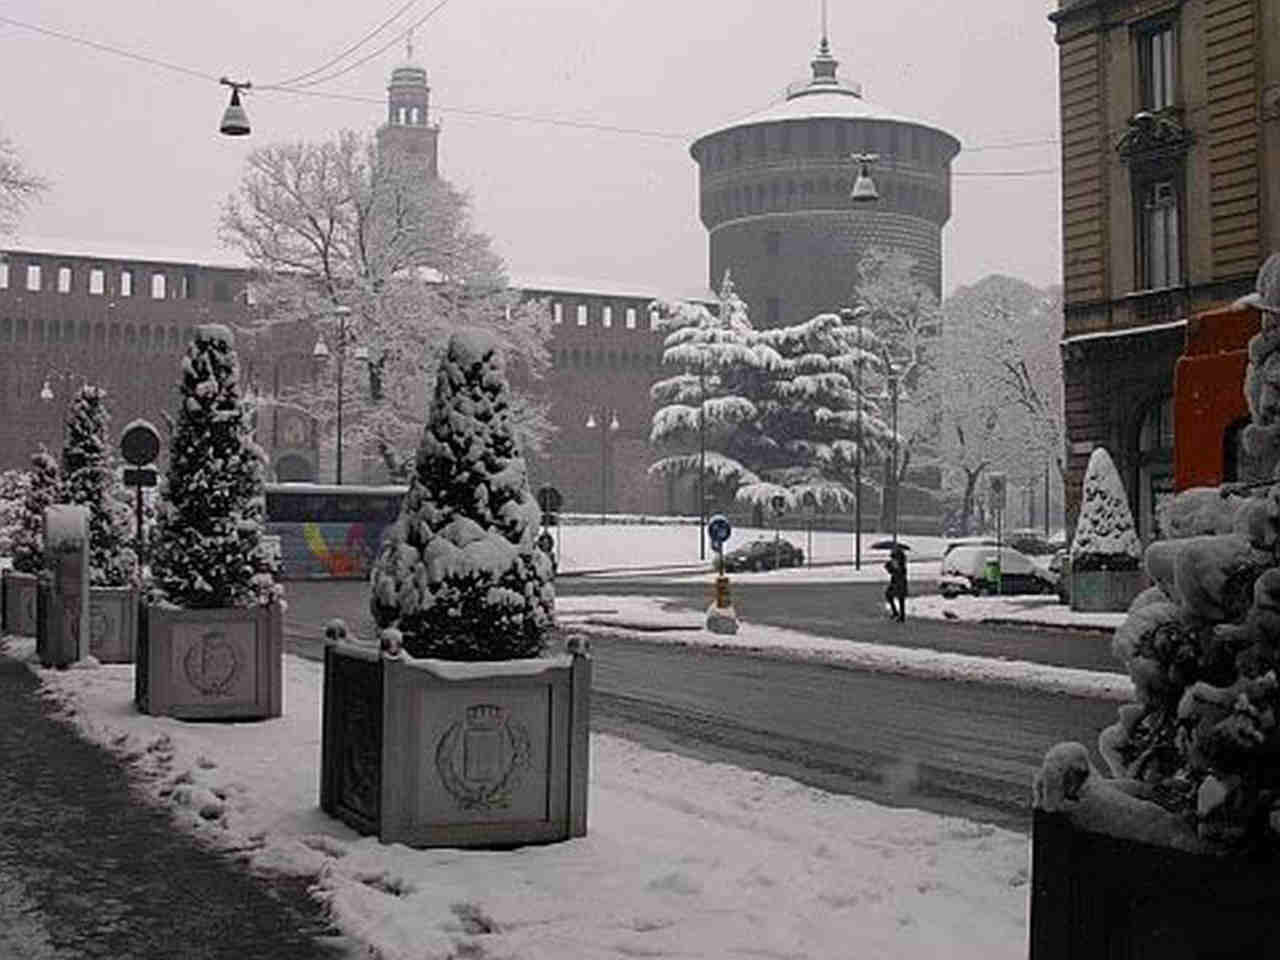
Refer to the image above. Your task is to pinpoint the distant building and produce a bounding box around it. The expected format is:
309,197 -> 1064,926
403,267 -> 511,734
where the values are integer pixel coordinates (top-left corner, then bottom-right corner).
0,49 -> 703,519
689,26 -> 960,328
1050,0 -> 1280,539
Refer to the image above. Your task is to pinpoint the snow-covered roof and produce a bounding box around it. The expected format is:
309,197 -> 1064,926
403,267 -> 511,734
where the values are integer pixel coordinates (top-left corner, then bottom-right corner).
514,273 -> 716,305
692,81 -> 960,155
0,234 -> 249,271
1061,318 -> 1187,347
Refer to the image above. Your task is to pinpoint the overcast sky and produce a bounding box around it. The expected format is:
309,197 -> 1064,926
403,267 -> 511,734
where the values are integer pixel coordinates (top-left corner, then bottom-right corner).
0,0 -> 1062,300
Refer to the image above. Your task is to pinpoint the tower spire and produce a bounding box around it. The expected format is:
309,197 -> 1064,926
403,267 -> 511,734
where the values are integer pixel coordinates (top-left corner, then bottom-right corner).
810,0 -> 838,85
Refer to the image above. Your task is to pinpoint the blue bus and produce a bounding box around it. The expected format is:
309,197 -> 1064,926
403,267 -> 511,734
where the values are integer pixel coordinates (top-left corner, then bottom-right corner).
263,483 -> 407,579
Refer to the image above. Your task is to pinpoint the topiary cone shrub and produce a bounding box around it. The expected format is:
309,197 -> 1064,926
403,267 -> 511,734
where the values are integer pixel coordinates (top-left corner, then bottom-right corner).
369,329 -> 555,660
148,324 -> 281,609
1070,447 -> 1143,573
61,385 -> 138,588
10,449 -> 60,575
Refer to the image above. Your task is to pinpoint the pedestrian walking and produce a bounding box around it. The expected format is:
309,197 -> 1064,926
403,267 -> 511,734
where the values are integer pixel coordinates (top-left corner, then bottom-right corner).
883,545 -> 908,621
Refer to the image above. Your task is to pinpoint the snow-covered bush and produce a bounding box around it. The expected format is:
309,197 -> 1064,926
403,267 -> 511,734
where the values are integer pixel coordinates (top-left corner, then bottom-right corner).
61,385 -> 138,586
369,329 -> 554,661
148,325 -> 281,609
1070,447 -> 1143,571
9,451 -> 60,574
0,468 -> 30,558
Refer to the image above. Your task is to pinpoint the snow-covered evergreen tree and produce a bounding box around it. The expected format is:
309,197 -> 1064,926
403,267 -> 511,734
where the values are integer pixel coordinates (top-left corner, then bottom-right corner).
649,272 -> 777,503
369,329 -> 553,660
1071,447 -> 1143,571
60,385 -> 137,586
0,468 -> 30,559
149,325 -> 281,608
10,450 -> 60,574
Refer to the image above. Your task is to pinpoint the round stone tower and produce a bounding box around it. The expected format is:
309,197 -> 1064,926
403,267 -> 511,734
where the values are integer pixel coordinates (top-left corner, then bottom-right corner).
376,36 -> 440,178
689,28 -> 961,327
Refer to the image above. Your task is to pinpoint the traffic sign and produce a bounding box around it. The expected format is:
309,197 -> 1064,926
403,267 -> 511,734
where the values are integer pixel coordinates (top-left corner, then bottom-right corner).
707,514 -> 732,550
123,467 -> 158,488
988,473 -> 1007,512
120,419 -> 161,466
537,484 -> 563,516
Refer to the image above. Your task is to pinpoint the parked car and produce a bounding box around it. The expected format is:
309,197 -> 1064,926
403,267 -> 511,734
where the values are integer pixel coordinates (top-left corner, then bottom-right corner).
942,537 -> 998,557
1005,529 -> 1056,556
721,537 -> 804,572
938,545 -> 1057,597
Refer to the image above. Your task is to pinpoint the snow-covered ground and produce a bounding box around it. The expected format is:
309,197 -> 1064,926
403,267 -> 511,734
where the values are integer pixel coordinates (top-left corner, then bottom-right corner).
0,635 -> 1031,960
0,523 -> 1128,959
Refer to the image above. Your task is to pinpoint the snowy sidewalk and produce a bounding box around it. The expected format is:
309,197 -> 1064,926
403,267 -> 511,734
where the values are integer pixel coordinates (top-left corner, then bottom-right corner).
1,634 -> 1032,960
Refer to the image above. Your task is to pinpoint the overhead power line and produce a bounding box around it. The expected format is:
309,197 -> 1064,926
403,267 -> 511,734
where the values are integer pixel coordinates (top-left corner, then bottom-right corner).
0,11 -> 1063,172
269,0 -> 425,88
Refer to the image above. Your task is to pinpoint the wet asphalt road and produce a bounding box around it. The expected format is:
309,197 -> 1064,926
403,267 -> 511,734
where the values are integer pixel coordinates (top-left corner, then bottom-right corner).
0,655 -> 358,960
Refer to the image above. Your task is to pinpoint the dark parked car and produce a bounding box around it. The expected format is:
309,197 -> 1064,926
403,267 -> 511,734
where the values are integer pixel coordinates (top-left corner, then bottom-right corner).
938,545 -> 1057,597
721,537 -> 804,572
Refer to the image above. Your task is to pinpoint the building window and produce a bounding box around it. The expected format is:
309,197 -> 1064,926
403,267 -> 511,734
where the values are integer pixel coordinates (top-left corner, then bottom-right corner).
57,266 -> 72,293
1139,179 -> 1180,289
766,231 -> 781,256
410,106 -> 420,124
1138,22 -> 1176,111
648,306 -> 659,330
89,268 -> 105,295
121,269 -> 133,297
602,305 -> 613,328
626,306 -> 637,329
26,264 -> 41,291
151,272 -> 166,299
182,272 -> 196,298
0,262 -> 7,288
576,304 -> 588,326
553,302 -> 563,324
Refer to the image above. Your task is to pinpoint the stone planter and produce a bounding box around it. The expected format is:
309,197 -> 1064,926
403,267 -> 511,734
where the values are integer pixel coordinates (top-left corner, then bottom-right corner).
1029,809 -> 1280,959
320,642 -> 591,848
87,586 -> 139,664
135,602 -> 283,720
2,570 -> 38,636
1070,569 -> 1147,612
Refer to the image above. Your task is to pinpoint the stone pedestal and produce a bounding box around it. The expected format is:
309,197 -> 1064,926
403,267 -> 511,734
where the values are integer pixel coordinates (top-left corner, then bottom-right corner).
2,570 -> 38,636
88,587 -> 139,664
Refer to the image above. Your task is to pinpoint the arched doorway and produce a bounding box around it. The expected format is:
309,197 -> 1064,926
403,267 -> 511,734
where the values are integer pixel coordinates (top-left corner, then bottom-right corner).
1136,396 -> 1174,541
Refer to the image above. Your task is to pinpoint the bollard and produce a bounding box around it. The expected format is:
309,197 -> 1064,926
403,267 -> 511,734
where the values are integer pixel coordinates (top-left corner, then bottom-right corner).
38,505 -> 91,668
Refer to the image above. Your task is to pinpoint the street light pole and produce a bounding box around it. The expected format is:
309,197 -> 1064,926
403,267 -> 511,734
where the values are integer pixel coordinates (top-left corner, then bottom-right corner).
699,355 -> 707,561
586,410 -> 619,524
889,369 -> 900,545
840,306 -> 863,570
313,305 -> 352,485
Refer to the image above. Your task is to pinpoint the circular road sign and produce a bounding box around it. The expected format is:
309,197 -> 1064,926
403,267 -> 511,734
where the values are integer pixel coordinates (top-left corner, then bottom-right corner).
708,514 -> 732,549
537,485 -> 563,515
120,419 -> 161,466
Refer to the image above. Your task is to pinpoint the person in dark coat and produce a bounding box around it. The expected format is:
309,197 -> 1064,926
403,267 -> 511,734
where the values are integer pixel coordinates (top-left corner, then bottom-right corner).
883,545 -> 908,621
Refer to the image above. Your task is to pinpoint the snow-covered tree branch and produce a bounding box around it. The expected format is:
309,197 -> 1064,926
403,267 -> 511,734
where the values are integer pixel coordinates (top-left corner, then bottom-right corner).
0,133 -> 48,234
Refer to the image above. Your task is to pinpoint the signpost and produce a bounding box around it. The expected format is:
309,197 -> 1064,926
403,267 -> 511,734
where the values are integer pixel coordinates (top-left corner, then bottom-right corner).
988,472 -> 1007,595
120,419 -> 161,566
537,484 -> 564,565
706,514 -> 736,632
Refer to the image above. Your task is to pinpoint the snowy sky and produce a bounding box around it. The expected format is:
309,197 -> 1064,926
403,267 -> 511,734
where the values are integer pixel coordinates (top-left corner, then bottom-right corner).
0,0 -> 1062,299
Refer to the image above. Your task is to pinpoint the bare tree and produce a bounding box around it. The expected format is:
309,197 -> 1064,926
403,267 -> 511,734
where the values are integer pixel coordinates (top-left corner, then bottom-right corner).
220,130 -> 552,479
0,134 -> 48,234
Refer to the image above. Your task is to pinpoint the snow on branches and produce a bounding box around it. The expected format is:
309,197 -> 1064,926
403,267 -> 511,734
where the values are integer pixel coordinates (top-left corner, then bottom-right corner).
369,329 -> 554,661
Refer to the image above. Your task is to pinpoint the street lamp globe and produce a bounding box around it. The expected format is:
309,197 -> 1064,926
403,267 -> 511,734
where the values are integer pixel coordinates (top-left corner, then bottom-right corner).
312,337 -> 330,360
39,380 -> 53,402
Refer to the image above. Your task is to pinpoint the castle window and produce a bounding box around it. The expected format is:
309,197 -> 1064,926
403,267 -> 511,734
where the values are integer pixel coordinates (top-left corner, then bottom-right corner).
26,264 -> 41,292
182,272 -> 196,298
151,272 -> 166,299
626,306 -> 637,329
121,269 -> 133,297
0,261 -> 7,288
648,306 -> 659,330
576,304 -> 588,326
602,305 -> 613,328
1138,178 -> 1181,289
398,106 -> 408,124
410,106 -> 420,124
1138,20 -> 1176,111
553,302 -> 563,324
244,285 -> 257,306
89,268 -> 105,295
57,266 -> 72,293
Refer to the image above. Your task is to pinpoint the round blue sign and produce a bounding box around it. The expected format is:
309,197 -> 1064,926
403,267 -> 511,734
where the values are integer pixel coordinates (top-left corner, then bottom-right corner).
708,514 -> 731,549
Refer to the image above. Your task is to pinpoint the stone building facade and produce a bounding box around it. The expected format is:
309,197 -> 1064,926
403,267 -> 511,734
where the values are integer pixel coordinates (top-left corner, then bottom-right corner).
1051,0 -> 1280,539
689,32 -> 960,325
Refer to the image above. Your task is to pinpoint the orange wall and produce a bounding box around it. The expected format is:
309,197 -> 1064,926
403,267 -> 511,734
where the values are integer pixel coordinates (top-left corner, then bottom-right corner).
1173,305 -> 1260,490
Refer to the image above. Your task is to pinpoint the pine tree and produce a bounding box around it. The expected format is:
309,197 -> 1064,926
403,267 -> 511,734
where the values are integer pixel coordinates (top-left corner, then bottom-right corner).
61,385 -> 137,586
11,449 -> 61,574
369,329 -> 553,660
149,325 -> 281,608
0,468 -> 31,559
1071,447 -> 1143,571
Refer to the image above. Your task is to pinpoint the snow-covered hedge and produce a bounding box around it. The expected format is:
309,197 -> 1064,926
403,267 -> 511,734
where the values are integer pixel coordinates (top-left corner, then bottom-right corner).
10,451 -> 60,574
148,325 -> 281,609
370,330 -> 554,660
1071,447 -> 1143,571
